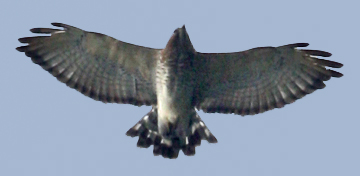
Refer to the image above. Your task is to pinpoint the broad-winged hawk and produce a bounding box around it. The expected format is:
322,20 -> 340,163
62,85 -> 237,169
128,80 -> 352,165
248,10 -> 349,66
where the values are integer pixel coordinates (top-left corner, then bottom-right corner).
17,23 -> 343,159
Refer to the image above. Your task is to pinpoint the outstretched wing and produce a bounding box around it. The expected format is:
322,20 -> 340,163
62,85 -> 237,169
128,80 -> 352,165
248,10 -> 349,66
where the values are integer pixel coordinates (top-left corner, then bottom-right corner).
17,23 -> 160,106
195,43 -> 343,115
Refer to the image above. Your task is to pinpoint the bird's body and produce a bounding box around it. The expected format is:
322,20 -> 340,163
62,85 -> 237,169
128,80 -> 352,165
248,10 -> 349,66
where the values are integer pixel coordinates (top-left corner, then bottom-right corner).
157,26 -> 196,131
17,23 -> 343,158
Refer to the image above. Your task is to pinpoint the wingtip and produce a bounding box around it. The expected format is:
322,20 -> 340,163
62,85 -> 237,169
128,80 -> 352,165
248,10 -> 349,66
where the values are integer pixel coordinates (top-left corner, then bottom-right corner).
30,28 -> 60,34
18,37 -> 28,44
16,46 -> 25,52
284,43 -> 309,48
330,70 -> 344,77
338,63 -> 344,68
332,61 -> 343,68
51,22 -> 63,27
51,22 -> 72,29
302,50 -> 332,57
296,43 -> 310,47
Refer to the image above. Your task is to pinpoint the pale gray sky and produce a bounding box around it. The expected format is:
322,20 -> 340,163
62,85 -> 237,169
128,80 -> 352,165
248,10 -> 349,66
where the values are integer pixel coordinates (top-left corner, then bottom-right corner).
1,0 -> 358,176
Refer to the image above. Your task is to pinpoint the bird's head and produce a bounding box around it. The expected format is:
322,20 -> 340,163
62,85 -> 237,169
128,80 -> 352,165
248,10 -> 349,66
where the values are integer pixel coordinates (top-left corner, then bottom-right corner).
161,25 -> 195,62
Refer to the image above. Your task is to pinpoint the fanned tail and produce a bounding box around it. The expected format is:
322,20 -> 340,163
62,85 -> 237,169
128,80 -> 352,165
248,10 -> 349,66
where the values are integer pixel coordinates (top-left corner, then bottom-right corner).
126,108 -> 217,159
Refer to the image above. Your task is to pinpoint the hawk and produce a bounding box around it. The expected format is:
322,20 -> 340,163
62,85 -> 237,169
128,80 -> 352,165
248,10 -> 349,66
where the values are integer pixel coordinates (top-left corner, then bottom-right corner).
17,23 -> 343,159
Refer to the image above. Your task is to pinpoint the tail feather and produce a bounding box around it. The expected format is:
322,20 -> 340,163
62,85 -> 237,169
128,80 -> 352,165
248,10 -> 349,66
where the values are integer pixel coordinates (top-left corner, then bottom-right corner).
126,108 -> 217,159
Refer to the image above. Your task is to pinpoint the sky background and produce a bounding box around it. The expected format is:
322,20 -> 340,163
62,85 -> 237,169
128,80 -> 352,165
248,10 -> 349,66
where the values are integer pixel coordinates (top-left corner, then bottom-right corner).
1,0 -> 359,176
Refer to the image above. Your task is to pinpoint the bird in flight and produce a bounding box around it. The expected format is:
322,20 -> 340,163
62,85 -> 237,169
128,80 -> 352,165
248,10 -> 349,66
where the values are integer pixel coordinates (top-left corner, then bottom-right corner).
17,23 -> 343,159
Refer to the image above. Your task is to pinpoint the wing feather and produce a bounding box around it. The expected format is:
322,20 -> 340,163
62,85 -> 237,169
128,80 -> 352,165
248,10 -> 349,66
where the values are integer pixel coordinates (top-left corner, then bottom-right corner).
195,43 -> 343,115
17,23 -> 159,106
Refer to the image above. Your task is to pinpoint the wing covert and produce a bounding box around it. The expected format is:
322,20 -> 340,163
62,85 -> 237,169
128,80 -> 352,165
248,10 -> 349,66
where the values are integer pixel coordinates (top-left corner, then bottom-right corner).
17,23 -> 159,106
195,43 -> 343,115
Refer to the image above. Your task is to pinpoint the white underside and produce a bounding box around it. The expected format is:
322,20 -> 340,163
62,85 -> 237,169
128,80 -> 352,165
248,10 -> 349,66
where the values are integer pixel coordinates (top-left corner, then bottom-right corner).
156,61 -> 178,124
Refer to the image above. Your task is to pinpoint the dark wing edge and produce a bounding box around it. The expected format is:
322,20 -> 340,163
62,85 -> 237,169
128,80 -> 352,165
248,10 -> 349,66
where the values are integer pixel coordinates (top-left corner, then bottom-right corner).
195,43 -> 343,116
17,23 -> 159,106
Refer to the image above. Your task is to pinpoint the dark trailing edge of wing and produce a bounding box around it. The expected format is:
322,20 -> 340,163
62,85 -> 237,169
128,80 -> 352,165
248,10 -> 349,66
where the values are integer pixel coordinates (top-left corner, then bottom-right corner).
16,23 -> 155,106
197,43 -> 343,116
